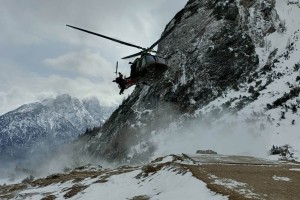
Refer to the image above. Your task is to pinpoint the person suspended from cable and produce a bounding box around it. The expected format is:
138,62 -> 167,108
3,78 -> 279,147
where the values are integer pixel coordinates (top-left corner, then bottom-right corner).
113,72 -> 126,95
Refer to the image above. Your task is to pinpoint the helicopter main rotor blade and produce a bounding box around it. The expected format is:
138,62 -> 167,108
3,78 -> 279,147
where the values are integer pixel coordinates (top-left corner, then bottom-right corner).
122,26 -> 174,59
122,51 -> 144,59
148,26 -> 175,50
66,24 -> 146,51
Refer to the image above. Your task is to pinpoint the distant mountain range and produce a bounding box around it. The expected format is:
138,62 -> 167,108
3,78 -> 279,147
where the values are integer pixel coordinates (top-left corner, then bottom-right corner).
0,94 -> 114,162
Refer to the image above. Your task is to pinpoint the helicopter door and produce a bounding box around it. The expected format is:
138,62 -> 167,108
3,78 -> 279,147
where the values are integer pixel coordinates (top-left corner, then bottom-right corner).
141,57 -> 147,70
130,60 -> 137,78
135,59 -> 142,74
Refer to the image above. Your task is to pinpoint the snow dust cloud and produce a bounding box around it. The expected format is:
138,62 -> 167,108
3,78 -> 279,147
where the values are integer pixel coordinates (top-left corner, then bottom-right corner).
0,107 -> 276,183
150,112 -> 274,159
0,137 -> 113,182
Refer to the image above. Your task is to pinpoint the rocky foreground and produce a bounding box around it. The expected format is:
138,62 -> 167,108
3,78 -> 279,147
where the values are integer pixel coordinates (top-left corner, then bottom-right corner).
1,154 -> 299,200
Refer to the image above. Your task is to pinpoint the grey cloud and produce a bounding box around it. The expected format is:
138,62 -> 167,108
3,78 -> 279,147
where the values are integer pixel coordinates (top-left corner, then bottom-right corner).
0,0 -> 188,114
43,50 -> 114,79
0,73 -> 126,115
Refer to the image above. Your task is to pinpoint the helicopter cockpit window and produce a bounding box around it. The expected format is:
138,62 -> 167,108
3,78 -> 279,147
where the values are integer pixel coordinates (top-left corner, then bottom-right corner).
145,55 -> 156,64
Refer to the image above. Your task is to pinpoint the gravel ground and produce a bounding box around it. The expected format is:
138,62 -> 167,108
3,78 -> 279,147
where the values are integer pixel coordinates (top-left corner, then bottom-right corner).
188,161 -> 300,200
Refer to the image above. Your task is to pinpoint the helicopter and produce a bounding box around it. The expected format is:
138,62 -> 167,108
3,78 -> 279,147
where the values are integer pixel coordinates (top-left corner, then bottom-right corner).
66,24 -> 174,94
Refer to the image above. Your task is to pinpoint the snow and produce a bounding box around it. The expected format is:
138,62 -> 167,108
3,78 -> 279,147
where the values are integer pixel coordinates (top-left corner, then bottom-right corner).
18,180 -> 74,200
0,178 -> 23,186
128,141 -> 150,159
153,155 -> 174,164
272,175 -> 291,181
72,168 -> 228,200
12,167 -> 229,200
256,0 -> 300,69
212,176 -> 261,199
289,168 -> 300,171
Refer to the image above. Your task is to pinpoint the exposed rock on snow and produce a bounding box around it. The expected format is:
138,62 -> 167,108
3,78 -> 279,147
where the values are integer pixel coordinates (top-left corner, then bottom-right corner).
196,150 -> 218,154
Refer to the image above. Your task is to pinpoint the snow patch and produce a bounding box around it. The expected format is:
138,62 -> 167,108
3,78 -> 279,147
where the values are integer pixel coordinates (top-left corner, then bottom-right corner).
272,175 -> 291,181
153,155 -> 174,164
289,168 -> 300,171
212,176 -> 261,199
73,168 -> 228,200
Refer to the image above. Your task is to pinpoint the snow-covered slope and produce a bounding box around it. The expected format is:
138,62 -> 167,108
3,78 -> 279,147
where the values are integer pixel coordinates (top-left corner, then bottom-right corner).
0,94 -> 113,164
78,0 -> 300,164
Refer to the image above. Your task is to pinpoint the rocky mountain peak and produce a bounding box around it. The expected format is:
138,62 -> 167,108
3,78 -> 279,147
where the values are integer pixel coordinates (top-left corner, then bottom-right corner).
0,94 -> 113,167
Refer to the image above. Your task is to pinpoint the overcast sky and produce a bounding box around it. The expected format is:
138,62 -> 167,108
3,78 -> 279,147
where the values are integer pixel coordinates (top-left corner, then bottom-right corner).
0,0 -> 188,114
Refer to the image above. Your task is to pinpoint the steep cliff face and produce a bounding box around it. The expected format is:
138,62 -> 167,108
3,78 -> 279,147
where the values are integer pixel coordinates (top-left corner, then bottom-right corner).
81,0 -> 300,163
